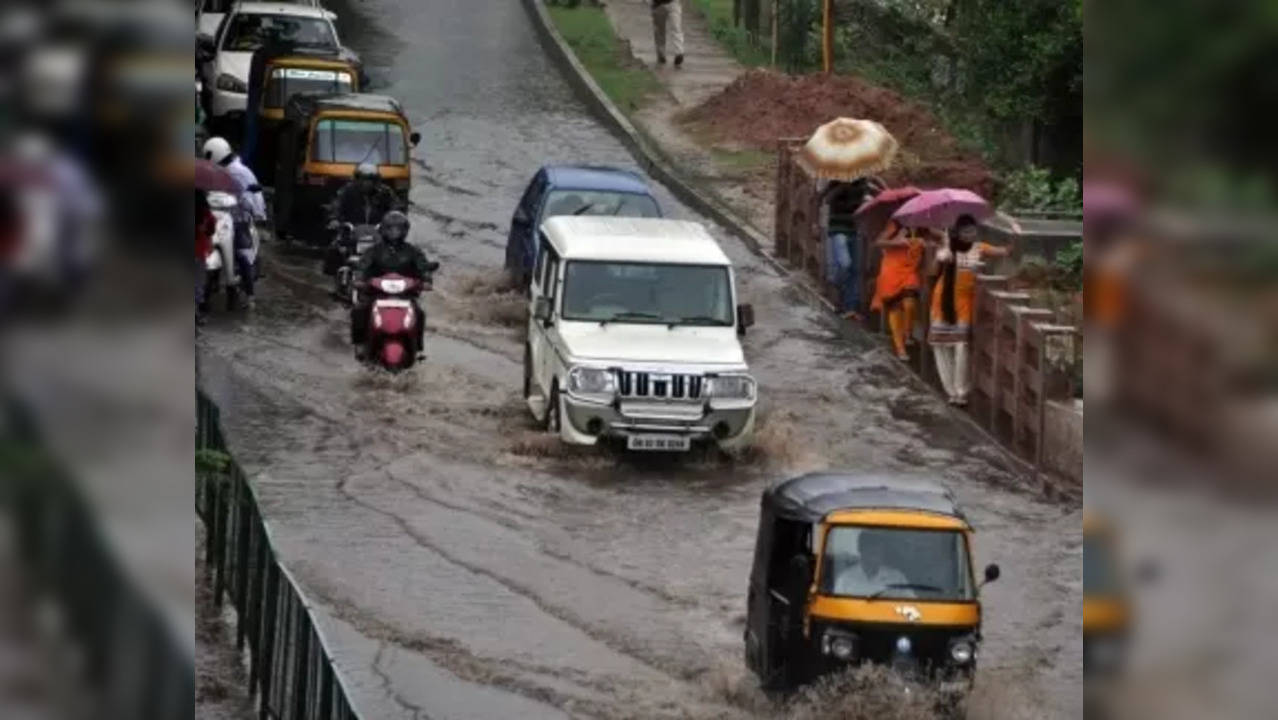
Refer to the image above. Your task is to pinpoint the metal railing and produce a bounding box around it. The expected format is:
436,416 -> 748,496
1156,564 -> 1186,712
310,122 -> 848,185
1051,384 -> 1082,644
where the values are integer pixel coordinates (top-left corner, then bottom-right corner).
1,398 -> 192,719
196,390 -> 362,720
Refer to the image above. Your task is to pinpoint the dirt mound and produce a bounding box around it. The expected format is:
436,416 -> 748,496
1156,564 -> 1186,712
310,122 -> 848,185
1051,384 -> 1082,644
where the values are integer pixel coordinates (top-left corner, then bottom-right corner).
680,69 -> 993,196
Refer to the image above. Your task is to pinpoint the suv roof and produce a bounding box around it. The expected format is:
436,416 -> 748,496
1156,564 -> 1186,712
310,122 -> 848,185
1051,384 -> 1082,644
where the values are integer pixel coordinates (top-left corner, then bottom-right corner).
544,165 -> 650,195
541,217 -> 730,266
229,2 -> 331,18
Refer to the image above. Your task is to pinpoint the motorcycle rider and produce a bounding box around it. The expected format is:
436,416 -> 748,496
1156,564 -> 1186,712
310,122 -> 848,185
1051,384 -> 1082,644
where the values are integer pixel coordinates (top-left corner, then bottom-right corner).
203,136 -> 265,307
326,162 -> 403,274
329,162 -> 403,228
350,210 -> 439,359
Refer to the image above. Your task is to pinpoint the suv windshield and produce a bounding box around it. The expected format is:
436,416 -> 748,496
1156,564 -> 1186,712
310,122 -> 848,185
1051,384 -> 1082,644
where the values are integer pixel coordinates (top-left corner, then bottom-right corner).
312,119 -> 407,165
264,67 -> 353,108
542,190 -> 660,219
820,526 -> 973,601
561,261 -> 733,325
223,14 -> 336,52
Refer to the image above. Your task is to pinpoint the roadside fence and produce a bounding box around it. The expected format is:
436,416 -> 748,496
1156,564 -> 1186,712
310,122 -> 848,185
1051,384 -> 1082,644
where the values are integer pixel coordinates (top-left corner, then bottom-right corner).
1,398 -> 192,719
197,390 -> 363,720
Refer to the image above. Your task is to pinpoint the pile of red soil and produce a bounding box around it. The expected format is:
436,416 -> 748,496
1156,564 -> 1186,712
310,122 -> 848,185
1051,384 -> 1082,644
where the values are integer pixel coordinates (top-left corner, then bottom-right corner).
680,69 -> 994,196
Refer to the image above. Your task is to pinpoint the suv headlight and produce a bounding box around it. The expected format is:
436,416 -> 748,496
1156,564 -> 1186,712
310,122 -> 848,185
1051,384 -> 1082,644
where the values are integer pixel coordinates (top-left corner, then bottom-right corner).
216,73 -> 248,93
568,367 -> 616,397
708,375 -> 755,400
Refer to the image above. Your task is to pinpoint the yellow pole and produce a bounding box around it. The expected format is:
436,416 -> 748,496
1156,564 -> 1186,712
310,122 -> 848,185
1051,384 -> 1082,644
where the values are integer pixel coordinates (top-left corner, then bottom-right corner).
822,0 -> 834,74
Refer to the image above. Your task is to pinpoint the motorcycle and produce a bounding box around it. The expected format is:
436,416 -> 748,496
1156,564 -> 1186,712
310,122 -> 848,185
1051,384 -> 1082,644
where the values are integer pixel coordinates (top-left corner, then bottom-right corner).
357,272 -> 432,372
204,191 -> 260,311
326,222 -> 378,305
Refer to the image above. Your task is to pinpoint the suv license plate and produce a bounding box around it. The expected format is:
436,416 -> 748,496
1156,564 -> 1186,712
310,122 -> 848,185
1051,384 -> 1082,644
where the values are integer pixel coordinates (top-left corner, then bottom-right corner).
627,434 -> 691,452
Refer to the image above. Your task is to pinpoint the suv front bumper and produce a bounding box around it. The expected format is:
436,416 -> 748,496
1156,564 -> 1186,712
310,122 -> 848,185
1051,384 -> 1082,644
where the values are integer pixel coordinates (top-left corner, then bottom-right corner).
561,394 -> 755,448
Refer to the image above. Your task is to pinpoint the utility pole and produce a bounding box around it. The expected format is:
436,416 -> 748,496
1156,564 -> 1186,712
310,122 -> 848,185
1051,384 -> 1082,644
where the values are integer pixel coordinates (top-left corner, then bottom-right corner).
771,0 -> 779,68
822,0 -> 834,74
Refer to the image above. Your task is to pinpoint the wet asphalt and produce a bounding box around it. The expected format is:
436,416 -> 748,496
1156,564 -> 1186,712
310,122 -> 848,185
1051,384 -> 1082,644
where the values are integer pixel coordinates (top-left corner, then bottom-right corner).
195,1 -> 1082,717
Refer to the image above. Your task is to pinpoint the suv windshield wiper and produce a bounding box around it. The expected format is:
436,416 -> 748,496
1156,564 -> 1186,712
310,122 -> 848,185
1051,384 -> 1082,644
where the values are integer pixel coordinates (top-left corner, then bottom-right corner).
667,315 -> 728,328
867,583 -> 945,600
572,203 -> 596,215
599,311 -> 660,326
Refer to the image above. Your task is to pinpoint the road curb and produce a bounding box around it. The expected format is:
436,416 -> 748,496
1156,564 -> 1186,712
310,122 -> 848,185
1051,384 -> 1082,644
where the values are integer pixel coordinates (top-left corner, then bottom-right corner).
520,0 -> 834,313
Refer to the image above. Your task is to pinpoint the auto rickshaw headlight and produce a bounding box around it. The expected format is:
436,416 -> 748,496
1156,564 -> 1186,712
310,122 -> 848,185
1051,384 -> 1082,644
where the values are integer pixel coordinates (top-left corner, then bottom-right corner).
821,630 -> 857,661
895,636 -> 912,655
948,639 -> 974,665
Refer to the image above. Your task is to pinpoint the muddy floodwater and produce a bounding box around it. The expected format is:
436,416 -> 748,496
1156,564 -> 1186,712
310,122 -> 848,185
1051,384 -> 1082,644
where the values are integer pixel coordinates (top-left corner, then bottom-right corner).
195,0 -> 1081,717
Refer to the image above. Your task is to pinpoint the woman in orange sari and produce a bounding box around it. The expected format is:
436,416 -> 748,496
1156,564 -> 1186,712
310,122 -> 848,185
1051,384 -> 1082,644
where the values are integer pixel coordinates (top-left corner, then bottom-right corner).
929,215 -> 1011,405
871,220 -> 932,360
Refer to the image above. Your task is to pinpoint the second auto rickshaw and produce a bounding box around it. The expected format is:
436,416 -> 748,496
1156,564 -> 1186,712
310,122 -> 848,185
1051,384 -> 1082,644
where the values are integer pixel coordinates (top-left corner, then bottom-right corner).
745,472 -> 999,700
242,44 -> 362,185
272,93 -> 420,247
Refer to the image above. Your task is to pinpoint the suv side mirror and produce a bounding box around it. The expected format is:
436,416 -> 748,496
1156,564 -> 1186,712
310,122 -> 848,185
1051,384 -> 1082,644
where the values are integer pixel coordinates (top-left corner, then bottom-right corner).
982,563 -> 1001,585
737,303 -> 755,334
409,131 -> 422,148
532,296 -> 551,323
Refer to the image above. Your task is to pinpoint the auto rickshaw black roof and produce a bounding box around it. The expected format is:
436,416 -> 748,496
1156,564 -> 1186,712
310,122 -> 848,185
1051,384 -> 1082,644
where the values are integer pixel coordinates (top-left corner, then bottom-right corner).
764,472 -> 966,524
284,93 -> 406,123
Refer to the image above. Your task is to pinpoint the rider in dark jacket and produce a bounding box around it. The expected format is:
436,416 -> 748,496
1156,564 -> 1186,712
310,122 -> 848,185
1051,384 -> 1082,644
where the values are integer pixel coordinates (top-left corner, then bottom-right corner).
351,211 -> 439,358
329,162 -> 403,226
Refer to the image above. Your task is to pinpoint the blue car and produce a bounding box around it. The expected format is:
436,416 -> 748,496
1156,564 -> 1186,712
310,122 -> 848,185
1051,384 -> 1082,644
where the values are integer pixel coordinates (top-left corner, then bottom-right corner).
505,165 -> 663,287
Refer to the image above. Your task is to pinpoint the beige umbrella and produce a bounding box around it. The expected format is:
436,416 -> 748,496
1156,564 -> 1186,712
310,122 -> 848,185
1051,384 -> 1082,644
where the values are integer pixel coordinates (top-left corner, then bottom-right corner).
797,117 -> 898,182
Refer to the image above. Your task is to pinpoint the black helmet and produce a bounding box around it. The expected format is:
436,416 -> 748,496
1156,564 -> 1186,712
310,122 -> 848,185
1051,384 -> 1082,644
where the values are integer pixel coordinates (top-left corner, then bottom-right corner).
355,162 -> 379,181
379,210 -> 410,244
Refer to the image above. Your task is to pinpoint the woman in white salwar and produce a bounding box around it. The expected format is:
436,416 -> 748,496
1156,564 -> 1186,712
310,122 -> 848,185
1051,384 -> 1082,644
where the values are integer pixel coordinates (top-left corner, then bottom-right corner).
928,215 -> 1011,405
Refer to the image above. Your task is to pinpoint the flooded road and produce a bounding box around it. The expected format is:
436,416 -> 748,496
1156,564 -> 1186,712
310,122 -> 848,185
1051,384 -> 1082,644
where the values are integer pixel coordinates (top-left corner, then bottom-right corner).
196,0 -> 1081,717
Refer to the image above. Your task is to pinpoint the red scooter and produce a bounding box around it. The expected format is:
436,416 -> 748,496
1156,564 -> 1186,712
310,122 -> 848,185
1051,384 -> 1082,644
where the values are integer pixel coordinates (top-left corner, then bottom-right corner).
358,273 -> 430,371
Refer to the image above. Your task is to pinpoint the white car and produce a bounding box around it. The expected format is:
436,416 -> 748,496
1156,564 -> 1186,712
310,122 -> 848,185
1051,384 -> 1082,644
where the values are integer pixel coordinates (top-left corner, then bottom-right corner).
197,2 -> 346,120
524,217 -> 758,452
196,0 -> 334,41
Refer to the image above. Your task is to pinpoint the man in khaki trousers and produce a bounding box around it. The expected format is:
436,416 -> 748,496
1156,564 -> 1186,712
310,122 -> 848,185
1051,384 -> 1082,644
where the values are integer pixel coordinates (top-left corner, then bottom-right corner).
652,0 -> 684,67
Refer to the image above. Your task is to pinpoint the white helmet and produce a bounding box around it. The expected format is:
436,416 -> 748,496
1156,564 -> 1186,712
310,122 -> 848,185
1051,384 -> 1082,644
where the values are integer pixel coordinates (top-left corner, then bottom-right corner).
203,137 -> 233,165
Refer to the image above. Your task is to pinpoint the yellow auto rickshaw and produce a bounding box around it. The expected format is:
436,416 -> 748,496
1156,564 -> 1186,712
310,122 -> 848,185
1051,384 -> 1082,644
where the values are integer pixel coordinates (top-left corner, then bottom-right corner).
242,45 -> 362,186
1083,511 -> 1130,677
745,473 -> 999,698
272,93 -> 420,247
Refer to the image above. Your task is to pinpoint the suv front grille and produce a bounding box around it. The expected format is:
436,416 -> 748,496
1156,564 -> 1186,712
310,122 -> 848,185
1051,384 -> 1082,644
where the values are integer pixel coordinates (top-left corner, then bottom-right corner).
617,371 -> 703,400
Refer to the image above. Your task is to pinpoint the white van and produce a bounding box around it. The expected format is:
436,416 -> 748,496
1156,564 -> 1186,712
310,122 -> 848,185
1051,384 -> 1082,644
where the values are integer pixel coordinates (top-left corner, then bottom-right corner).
523,216 -> 758,452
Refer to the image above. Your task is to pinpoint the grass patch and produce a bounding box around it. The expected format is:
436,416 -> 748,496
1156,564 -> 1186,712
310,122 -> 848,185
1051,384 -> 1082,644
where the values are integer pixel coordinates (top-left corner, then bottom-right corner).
710,147 -> 773,172
687,0 -> 773,67
547,5 -> 662,112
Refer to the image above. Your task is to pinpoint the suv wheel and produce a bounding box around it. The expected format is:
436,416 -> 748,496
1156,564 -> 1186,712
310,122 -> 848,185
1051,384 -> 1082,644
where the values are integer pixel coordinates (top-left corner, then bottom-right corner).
523,346 -> 533,399
545,381 -> 561,434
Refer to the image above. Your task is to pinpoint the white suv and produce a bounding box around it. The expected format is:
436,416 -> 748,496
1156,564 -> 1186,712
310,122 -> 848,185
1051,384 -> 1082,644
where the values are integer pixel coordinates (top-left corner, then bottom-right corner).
197,2 -> 346,120
524,217 -> 758,452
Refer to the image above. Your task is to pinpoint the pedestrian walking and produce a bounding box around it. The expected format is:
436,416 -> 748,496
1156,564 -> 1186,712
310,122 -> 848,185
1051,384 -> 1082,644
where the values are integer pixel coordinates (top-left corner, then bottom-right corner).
927,215 -> 1010,405
652,0 -> 685,67
871,220 -> 933,360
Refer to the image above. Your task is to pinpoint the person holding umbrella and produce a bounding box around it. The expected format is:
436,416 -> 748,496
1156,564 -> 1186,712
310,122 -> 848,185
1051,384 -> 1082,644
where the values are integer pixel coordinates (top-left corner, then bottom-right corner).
926,215 -> 1010,405
870,219 -> 939,360
892,189 -> 1011,406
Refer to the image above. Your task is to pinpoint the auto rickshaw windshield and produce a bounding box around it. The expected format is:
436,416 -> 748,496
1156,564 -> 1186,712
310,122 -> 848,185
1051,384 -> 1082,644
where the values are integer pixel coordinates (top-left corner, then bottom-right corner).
820,525 -> 974,601
1084,535 -> 1118,596
312,119 -> 407,165
265,68 -> 354,108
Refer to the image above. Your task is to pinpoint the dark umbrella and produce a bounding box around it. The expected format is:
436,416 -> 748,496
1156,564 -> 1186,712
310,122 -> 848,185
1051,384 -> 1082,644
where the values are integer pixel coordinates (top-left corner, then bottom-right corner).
853,185 -> 920,244
194,158 -> 239,193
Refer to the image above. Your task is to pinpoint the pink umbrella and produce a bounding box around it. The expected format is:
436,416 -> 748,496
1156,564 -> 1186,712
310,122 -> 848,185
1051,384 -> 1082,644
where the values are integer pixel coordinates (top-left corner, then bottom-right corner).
853,185 -> 920,243
194,158 -> 240,194
891,188 -> 991,229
